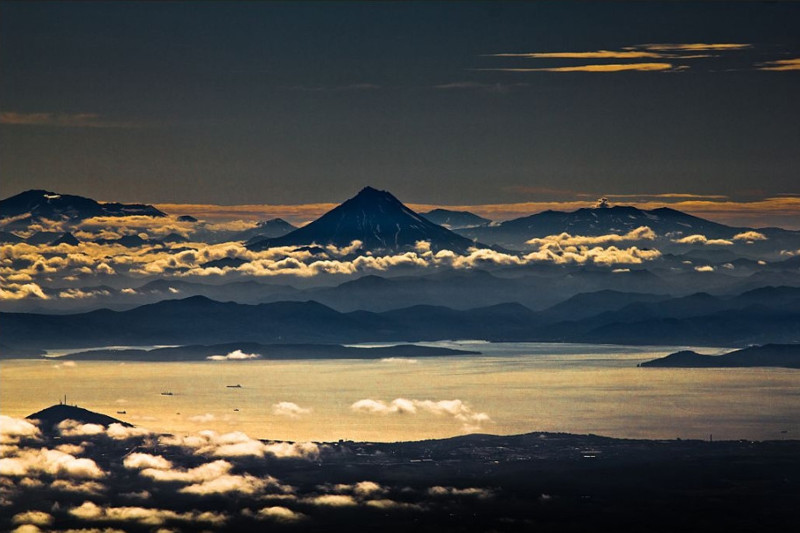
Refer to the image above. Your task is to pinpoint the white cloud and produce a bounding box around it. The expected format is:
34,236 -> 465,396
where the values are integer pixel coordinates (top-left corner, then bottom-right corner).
68,501 -> 227,527
160,430 -> 320,460
671,234 -> 733,246
50,479 -> 105,495
255,506 -> 306,522
179,473 -> 270,496
271,402 -> 312,418
57,420 -> 104,437
0,447 -> 105,479
106,423 -> 152,440
380,357 -> 418,364
732,231 -> 767,242
427,486 -> 493,499
526,226 -> 656,246
11,511 -> 53,527
695,265 -> 715,272
305,494 -> 358,507
0,415 -> 41,444
0,282 -> 49,300
351,398 -> 491,431
207,350 -> 260,361
188,413 -> 217,423
123,453 -> 173,470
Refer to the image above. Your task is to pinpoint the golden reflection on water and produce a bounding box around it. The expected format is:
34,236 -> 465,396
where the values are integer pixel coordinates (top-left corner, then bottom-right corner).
2,344 -> 798,442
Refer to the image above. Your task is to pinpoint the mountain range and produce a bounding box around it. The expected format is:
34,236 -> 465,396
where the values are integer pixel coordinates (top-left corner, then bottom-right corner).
4,285 -> 799,352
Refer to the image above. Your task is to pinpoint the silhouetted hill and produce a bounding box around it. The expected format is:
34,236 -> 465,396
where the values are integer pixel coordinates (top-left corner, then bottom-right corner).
541,290 -> 670,322
0,189 -> 165,222
234,218 -> 297,242
247,187 -> 477,253
421,208 -> 490,229
51,232 -> 80,246
27,403 -> 132,430
641,344 -> 800,368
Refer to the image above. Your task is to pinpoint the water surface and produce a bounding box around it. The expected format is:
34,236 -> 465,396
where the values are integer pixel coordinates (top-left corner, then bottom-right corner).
2,342 -> 797,442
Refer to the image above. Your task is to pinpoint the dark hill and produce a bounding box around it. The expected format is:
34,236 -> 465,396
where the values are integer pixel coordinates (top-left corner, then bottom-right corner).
235,218 -> 297,242
641,344 -> 800,368
27,403 -> 132,430
247,186 -> 477,253
0,189 -> 165,222
421,208 -> 490,229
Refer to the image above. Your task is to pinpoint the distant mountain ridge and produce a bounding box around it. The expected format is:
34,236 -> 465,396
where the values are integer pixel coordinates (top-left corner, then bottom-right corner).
457,204 -> 796,249
421,208 -> 491,229
0,189 -> 165,222
248,187 -> 478,253
4,286 -> 800,351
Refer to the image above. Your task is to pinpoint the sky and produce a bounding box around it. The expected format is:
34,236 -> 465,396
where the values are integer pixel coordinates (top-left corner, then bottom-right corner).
1,1 -> 799,225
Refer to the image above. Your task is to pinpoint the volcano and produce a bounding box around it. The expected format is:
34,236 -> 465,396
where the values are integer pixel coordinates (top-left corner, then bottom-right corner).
247,187 -> 478,253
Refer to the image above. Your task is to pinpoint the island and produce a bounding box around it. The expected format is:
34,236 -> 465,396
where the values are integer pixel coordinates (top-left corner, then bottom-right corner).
640,344 -> 800,368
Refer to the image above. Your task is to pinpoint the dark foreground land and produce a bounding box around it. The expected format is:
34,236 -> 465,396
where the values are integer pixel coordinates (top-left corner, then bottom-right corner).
3,406 -> 799,532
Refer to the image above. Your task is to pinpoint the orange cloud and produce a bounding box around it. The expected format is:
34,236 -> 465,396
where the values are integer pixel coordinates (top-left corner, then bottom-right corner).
0,112 -> 140,128
636,43 -> 751,52
757,58 -> 800,71
487,50 -> 668,59
481,63 -> 675,73
155,197 -> 800,231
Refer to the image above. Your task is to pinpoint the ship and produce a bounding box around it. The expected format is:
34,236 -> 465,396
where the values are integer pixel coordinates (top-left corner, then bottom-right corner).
160,391 -> 173,396
226,384 -> 242,388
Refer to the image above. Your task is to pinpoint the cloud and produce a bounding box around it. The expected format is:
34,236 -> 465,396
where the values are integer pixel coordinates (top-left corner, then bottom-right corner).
206,349 -> 261,361
155,202 -> 336,224
488,50 -> 668,59
521,244 -> 662,266
380,357 -> 418,364
0,447 -> 105,479
123,453 -> 173,470
0,111 -> 142,128
0,282 -> 49,300
0,415 -> 41,444
154,196 -> 800,230
188,413 -> 217,423
427,486 -> 493,499
636,43 -> 751,52
180,474 -> 272,496
732,231 -> 767,241
57,420 -> 105,437
106,423 -> 152,440
432,81 -> 530,93
479,62 -> 676,72
272,402 -> 312,418
365,498 -> 425,511
11,511 -> 53,527
671,234 -> 734,246
757,58 -> 800,71
305,494 -> 358,507
50,479 -> 105,495
255,506 -> 307,522
526,226 -> 656,247
68,501 -> 227,526
351,398 -> 491,431
139,459 -> 234,483
694,265 -> 715,272
160,430 -> 320,460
